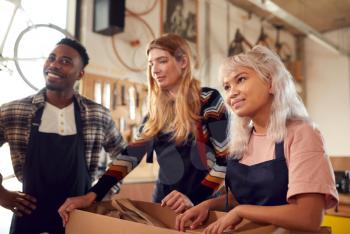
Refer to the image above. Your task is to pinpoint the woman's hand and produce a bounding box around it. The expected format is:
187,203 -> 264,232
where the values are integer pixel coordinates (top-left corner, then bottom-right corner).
203,208 -> 242,234
58,192 -> 96,226
161,190 -> 194,214
0,185 -> 36,217
175,201 -> 210,232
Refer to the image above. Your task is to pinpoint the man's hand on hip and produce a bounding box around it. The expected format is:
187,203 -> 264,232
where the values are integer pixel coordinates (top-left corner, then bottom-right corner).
0,185 -> 37,216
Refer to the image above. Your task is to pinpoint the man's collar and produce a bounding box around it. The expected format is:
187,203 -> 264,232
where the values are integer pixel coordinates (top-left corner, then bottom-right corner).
32,88 -> 46,104
32,88 -> 86,110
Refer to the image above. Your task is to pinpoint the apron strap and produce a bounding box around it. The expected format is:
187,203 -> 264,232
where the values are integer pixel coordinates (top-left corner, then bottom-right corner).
26,106 -> 44,155
225,182 -> 229,212
73,98 -> 83,136
146,137 -> 154,163
196,120 -> 208,170
225,175 -> 234,212
275,141 -> 285,159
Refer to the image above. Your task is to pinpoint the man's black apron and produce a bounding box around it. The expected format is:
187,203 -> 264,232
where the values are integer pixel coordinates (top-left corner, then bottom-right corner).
10,102 -> 90,234
225,141 -> 288,209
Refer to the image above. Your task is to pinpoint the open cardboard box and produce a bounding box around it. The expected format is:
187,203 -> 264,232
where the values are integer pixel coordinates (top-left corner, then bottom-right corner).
66,200 -> 331,234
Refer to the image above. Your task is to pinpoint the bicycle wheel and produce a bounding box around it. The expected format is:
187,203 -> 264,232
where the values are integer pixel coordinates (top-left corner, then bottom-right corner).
111,13 -> 155,72
14,24 -> 72,91
126,0 -> 158,16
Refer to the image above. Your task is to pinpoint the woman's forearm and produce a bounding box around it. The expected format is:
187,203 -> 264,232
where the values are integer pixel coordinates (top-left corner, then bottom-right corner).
235,193 -> 325,232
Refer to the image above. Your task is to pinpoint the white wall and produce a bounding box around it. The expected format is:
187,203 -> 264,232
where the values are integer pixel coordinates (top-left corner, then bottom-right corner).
200,0 -> 295,91
80,0 -> 160,83
79,0 -> 296,89
304,28 -> 350,156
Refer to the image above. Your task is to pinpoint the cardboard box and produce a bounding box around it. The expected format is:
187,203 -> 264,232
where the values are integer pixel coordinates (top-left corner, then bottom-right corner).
66,200 -> 331,234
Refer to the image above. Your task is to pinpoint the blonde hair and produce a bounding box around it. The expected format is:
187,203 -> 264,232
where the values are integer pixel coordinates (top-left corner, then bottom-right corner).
219,45 -> 310,158
141,33 -> 201,144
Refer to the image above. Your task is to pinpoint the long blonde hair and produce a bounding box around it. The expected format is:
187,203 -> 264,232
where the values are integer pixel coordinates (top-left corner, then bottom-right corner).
141,33 -> 201,144
219,45 -> 310,158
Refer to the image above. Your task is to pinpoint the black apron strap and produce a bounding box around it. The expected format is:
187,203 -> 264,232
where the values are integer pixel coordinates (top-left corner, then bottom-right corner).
73,98 -> 83,136
225,172 -> 234,212
196,120 -> 208,170
146,137 -> 154,163
275,141 -> 284,159
225,182 -> 230,212
26,106 -> 44,154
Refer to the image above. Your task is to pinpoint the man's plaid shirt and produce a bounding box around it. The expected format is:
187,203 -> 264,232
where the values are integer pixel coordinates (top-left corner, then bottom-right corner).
0,89 -> 126,182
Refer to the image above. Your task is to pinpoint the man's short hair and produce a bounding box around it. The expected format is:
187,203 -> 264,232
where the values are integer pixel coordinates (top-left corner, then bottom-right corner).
57,38 -> 90,67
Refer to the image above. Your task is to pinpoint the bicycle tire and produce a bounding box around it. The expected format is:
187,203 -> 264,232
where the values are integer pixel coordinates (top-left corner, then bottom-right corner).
14,23 -> 73,91
126,0 -> 158,16
111,14 -> 155,72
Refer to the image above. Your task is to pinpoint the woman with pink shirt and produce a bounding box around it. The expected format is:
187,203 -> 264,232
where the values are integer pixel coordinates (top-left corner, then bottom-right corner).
176,45 -> 338,233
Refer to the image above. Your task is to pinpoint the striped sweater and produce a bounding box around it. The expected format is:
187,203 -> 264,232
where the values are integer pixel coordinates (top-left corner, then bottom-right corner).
90,87 -> 229,204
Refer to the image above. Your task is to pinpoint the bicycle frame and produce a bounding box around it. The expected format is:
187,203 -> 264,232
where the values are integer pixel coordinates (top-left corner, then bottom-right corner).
0,0 -> 72,90
0,0 -> 34,64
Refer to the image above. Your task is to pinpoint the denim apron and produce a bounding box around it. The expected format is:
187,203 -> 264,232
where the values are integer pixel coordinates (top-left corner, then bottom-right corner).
225,142 -> 288,209
10,101 -> 90,234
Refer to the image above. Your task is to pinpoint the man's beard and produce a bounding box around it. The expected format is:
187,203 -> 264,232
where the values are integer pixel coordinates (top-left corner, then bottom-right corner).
46,82 -> 64,91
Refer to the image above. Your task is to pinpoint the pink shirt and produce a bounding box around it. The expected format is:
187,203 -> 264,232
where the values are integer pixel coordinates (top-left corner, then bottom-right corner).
240,120 -> 338,209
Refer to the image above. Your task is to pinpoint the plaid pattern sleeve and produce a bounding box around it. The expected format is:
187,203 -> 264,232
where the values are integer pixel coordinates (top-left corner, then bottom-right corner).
0,94 -> 43,181
0,89 -> 128,185
198,88 -> 229,195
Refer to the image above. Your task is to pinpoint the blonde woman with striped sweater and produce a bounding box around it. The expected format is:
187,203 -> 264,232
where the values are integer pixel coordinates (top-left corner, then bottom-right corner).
59,34 -> 230,225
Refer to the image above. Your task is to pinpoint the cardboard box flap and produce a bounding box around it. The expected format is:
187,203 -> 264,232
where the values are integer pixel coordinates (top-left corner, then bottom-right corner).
66,209 -> 181,234
188,219 -> 331,234
66,200 -> 331,234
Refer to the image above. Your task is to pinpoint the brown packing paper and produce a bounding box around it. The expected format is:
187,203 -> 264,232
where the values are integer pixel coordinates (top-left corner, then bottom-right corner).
111,198 -> 167,228
66,200 -> 331,234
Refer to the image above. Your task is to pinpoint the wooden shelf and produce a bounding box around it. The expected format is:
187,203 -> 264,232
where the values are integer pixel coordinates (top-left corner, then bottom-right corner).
330,156 -> 350,171
326,204 -> 350,218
